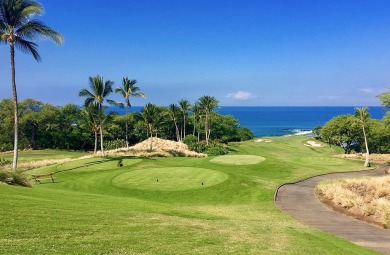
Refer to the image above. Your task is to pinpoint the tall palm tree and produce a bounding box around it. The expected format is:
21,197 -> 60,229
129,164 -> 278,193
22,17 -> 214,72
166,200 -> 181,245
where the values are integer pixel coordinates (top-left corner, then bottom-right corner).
115,77 -> 146,149
197,96 -> 219,145
192,103 -> 203,141
83,105 -> 100,154
178,99 -> 191,140
355,107 -> 371,167
0,0 -> 63,169
168,103 -> 181,142
79,76 -> 114,156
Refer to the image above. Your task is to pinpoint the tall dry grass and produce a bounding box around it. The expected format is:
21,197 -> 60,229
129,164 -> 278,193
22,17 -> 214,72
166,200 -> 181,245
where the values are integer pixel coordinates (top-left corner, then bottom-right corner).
0,155 -> 93,172
317,176 -> 390,228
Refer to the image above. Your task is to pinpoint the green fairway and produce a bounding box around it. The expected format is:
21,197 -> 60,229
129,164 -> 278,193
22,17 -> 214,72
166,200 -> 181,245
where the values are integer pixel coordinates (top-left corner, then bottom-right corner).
0,136 -> 380,255
210,154 -> 265,165
113,167 -> 228,191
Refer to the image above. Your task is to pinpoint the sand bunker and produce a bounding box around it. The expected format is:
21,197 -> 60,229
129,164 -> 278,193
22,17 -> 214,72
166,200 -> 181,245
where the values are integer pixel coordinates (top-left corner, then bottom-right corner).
255,138 -> 272,143
210,155 -> 265,165
304,141 -> 324,147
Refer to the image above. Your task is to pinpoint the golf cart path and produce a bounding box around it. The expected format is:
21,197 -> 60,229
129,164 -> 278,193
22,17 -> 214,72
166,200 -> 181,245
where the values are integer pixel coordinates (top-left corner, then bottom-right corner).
275,165 -> 390,255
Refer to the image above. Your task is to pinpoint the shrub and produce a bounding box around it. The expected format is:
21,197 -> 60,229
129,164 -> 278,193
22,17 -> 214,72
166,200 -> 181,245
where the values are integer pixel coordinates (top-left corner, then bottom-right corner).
0,170 -> 31,187
182,135 -> 198,145
104,139 -> 127,150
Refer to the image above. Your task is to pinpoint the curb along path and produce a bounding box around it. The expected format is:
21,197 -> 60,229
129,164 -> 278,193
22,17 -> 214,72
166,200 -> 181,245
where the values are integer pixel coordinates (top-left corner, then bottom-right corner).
275,165 -> 390,255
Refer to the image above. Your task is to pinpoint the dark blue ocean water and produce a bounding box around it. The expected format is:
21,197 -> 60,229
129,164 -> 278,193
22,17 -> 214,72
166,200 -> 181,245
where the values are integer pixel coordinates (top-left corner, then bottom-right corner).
107,106 -> 387,137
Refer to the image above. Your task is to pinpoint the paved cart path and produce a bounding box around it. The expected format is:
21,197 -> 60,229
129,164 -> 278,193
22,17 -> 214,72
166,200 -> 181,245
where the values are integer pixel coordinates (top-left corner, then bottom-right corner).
275,165 -> 390,255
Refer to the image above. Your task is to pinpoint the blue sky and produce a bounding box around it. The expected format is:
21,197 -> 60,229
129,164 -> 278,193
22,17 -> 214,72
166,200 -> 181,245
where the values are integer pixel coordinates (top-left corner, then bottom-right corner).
1,0 -> 390,106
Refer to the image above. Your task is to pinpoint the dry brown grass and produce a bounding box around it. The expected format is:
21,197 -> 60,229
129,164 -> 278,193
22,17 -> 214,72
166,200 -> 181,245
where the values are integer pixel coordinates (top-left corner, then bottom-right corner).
336,153 -> 390,164
317,176 -> 390,228
0,155 -> 93,172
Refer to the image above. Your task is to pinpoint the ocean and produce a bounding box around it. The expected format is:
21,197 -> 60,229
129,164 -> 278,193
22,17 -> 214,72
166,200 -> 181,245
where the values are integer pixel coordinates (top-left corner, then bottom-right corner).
107,106 -> 387,138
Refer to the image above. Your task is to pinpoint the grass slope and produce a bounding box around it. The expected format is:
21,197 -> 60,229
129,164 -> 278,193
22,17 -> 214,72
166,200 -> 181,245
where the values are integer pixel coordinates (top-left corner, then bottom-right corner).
0,136 -> 380,254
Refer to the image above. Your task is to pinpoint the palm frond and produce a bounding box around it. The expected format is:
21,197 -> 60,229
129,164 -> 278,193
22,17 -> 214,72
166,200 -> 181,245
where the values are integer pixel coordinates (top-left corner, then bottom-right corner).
16,19 -> 64,44
78,88 -> 94,98
106,99 -> 123,107
14,37 -> 40,61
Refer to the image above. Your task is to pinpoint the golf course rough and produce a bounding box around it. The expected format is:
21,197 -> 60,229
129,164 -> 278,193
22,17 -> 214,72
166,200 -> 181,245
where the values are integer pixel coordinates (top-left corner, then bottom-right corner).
112,167 -> 228,191
210,155 -> 265,165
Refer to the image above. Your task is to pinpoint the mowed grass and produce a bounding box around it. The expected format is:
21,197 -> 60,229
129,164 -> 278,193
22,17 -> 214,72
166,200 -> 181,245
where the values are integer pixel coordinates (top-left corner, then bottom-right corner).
0,136 -> 380,254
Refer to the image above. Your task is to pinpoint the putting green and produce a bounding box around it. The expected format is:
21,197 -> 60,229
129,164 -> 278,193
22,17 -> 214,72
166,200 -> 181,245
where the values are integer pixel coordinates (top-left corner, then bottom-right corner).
112,167 -> 228,191
210,155 -> 265,165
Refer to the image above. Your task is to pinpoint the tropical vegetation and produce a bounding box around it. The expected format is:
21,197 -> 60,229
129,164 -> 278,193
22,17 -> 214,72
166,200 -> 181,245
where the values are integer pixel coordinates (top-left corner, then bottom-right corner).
0,0 -> 63,169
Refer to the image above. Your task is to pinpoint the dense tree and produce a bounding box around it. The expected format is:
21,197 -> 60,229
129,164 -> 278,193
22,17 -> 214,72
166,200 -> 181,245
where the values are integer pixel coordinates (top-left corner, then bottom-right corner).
355,107 -> 370,167
114,77 -> 145,149
320,115 -> 360,154
79,76 -> 114,156
0,0 -> 63,169
377,87 -> 390,109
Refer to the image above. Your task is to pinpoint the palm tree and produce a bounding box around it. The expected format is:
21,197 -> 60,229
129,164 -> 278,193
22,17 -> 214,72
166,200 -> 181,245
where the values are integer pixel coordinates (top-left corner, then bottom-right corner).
79,76 -> 114,156
168,103 -> 181,141
197,96 -> 219,145
192,103 -> 203,141
0,0 -> 63,169
136,103 -> 162,150
178,99 -> 191,140
355,107 -> 371,167
83,105 -> 100,154
115,77 -> 146,149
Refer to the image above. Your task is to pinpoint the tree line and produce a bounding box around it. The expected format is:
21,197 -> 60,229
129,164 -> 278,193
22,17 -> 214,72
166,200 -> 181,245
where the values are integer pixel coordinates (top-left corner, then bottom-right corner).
0,95 -> 254,153
314,88 -> 390,166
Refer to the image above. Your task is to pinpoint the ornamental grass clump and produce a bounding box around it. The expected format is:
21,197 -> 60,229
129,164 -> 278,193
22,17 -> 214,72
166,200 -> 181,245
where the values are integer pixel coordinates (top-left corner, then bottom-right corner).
0,170 -> 31,187
317,176 -> 390,227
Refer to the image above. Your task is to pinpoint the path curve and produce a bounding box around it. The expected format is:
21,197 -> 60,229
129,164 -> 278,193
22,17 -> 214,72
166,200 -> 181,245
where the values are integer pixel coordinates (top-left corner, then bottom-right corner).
275,165 -> 390,255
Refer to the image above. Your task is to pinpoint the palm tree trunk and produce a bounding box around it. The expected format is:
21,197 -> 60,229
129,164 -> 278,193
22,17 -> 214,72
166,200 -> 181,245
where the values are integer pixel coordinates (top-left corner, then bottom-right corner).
183,115 -> 186,138
125,105 -> 129,150
10,43 -> 18,170
94,130 -> 98,154
362,126 -> 370,167
99,105 -> 105,156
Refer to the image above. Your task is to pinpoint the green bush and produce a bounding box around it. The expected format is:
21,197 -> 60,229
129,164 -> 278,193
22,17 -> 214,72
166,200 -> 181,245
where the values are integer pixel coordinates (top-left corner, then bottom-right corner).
182,135 -> 198,145
187,140 -> 229,156
104,139 -> 127,150
0,170 -> 31,187
0,158 -> 11,166
205,142 -> 229,156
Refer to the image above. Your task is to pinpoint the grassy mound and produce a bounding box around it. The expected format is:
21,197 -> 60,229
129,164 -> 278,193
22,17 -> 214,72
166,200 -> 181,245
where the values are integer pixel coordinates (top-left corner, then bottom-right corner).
210,155 -> 265,165
112,167 -> 228,191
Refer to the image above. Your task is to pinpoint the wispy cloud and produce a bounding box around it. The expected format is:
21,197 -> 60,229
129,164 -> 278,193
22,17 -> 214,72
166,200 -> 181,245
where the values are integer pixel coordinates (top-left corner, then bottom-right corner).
226,91 -> 254,100
359,88 -> 374,94
318,95 -> 341,100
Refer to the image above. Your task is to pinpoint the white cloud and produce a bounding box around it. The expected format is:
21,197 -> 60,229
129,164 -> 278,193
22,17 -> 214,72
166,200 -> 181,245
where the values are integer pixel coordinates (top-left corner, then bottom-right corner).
226,91 -> 254,100
359,88 -> 374,94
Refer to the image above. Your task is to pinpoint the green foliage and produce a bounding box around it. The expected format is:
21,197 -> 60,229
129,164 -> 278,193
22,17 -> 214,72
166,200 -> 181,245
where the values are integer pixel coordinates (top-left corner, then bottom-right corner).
182,134 -> 198,145
204,142 -> 229,156
187,140 -> 229,155
320,115 -> 361,154
378,87 -> 390,109
104,139 -> 127,150
0,170 -> 31,187
237,127 -> 255,141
